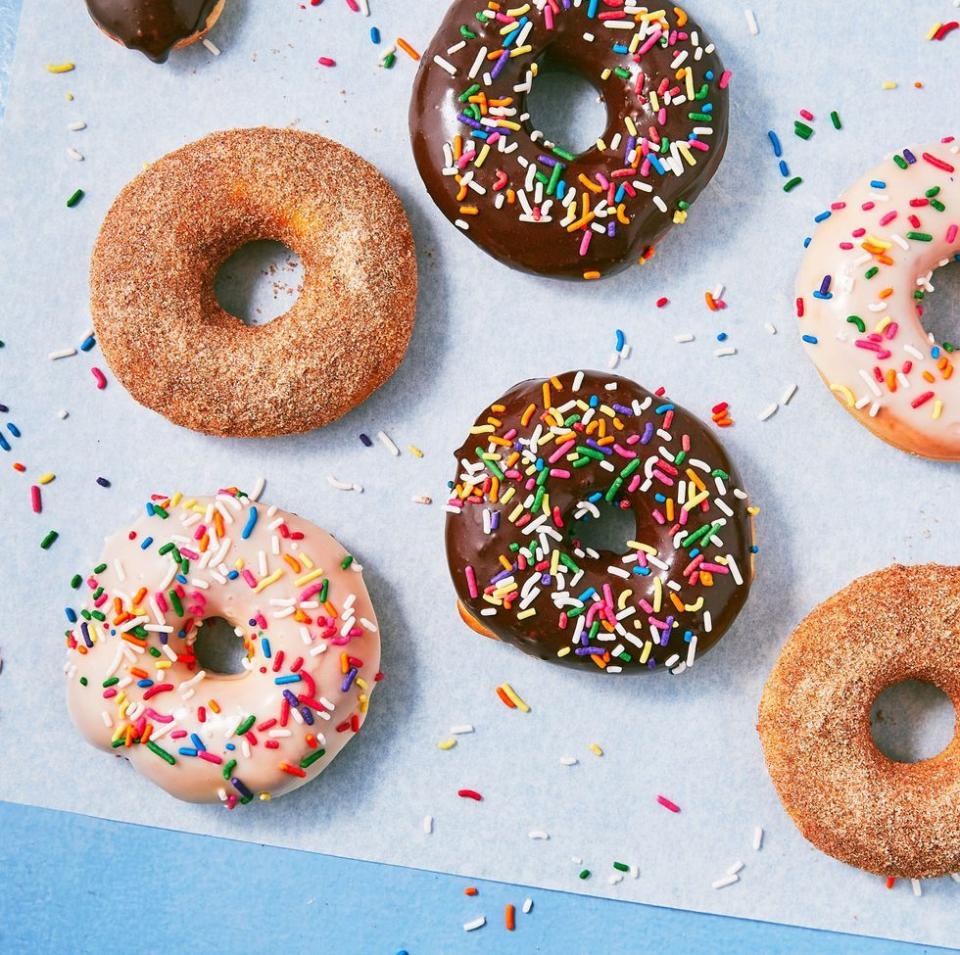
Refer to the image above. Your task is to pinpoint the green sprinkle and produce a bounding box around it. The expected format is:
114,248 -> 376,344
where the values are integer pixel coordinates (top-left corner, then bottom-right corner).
79,676 -> 88,686
687,112 -> 712,122
153,505 -> 169,519
70,574 -> 82,589
93,562 -> 107,574
169,590 -> 183,617
783,177 -> 803,193
893,154 -> 909,170
319,578 -> 329,603
91,610 -> 105,622
613,862 -> 631,873
926,186 -> 942,198
223,758 -> 237,780
341,555 -> 354,570
146,741 -> 176,765
102,676 -> 119,688
158,542 -> 174,555
66,188 -> 84,208
552,147 -> 575,162
458,83 -> 480,102
864,266 -> 879,279
830,110 -> 842,130
459,25 -> 477,39
299,748 -> 327,770
382,52 -> 396,69
579,869 -> 591,880
945,343 -> 957,353
794,121 -> 813,140
234,715 -> 256,737
846,315 -> 866,333
111,737 -> 124,749
906,231 -> 933,242
930,199 -> 946,212
40,530 -> 59,549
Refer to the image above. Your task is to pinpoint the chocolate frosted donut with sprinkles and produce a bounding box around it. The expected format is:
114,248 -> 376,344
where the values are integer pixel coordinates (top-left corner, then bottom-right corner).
445,371 -> 755,673
64,489 -> 381,806
796,137 -> 960,459
410,1 -> 731,280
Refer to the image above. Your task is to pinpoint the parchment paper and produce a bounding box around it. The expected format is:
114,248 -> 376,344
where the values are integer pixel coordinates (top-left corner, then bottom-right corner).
1,0 -> 959,946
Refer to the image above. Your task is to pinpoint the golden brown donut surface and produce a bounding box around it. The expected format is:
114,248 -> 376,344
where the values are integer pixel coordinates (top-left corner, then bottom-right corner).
758,564 -> 960,878
91,127 -> 417,437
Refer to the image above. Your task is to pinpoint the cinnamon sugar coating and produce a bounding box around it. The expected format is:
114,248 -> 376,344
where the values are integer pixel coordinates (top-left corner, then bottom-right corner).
90,127 -> 417,436
758,564 -> 960,878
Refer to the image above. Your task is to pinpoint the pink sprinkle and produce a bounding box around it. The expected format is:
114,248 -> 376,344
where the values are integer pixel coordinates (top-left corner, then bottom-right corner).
317,56 -> 336,67
30,485 -> 41,513
657,794 -> 681,813
91,367 -> 107,389
799,109 -> 814,121
947,224 -> 958,244
242,569 -> 258,588
719,70 -> 732,89
465,565 -> 478,599
344,0 -> 360,10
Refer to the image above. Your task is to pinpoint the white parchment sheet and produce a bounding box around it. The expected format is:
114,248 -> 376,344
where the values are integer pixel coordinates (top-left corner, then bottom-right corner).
1,0 -> 959,946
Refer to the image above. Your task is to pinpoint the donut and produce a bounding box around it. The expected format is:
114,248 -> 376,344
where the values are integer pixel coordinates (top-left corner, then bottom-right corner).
796,137 -> 960,459
410,2 -> 730,280
63,489 -> 381,806
91,127 -> 418,437
444,370 -> 755,673
758,564 -> 960,878
84,0 -> 226,62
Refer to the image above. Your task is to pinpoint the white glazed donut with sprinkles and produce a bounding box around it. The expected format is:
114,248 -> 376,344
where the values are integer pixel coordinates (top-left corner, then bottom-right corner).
796,137 -> 960,459
63,489 -> 381,806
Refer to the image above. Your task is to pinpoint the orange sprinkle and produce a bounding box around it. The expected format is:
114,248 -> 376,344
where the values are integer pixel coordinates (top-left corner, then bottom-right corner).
208,699 -> 221,714
886,876 -> 896,889
583,270 -> 601,280
465,887 -> 479,897
520,402 -> 537,426
283,554 -> 301,573
496,685 -> 517,709
396,37 -> 421,60
505,904 -> 516,931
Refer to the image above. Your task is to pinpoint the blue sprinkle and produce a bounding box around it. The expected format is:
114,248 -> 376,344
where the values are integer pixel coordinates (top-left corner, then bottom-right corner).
262,638 -> 272,659
370,26 -> 380,44
587,0 -> 598,16
750,545 -> 759,554
146,502 -> 155,516
803,236 -> 812,248
767,130 -> 782,157
0,433 -> 9,452
140,536 -> 154,550
227,569 -> 240,580
65,608 -> 77,622
275,674 -> 302,685
79,335 -> 96,352
241,507 -> 258,540
178,747 -> 199,758
615,328 -> 625,352
225,743 -> 236,751
7,422 -> 20,437
812,291 -> 832,300
190,733 -> 206,752
778,159 -> 790,177
654,403 -> 675,414
717,332 -> 728,342
136,679 -> 153,688
814,211 -> 831,223
870,179 -> 887,189
802,334 -> 818,344
175,574 -> 188,584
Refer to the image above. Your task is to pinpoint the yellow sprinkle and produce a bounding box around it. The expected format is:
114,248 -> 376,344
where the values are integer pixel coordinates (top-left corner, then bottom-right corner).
516,608 -> 536,620
170,491 -> 183,507
408,445 -> 424,458
882,81 -> 897,90
640,641 -> 653,664
829,383 -> 856,408
47,62 -> 75,74
38,472 -> 55,485
933,399 -> 943,420
253,568 -> 284,593
589,743 -> 604,757
355,677 -> 368,691
259,792 -> 272,801
295,568 -> 326,588
437,738 -> 457,751
299,552 -> 315,570
500,682 -> 530,713
65,92 -> 74,101
927,23 -> 942,41
557,646 -> 571,657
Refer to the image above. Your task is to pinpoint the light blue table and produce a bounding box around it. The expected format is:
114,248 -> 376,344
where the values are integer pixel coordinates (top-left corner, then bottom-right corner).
0,4 -> 944,952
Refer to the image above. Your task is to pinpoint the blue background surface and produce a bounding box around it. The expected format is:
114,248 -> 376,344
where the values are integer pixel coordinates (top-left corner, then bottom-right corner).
0,3 -> 947,952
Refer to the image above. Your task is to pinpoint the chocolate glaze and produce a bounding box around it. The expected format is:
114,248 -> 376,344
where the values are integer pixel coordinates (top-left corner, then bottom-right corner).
85,0 -> 220,62
445,371 -> 754,673
410,3 -> 729,279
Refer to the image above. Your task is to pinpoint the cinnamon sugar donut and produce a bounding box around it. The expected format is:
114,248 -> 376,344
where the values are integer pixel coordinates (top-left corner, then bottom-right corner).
91,128 -> 417,437
758,564 -> 960,878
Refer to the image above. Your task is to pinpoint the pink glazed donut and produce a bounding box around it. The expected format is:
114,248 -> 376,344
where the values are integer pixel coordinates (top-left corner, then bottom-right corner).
795,137 -> 960,459
64,489 -> 381,807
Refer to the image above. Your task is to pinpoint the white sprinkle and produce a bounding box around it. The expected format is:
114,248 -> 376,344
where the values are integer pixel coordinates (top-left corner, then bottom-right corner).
714,347 -> 737,358
528,830 -> 550,840
464,916 -> 486,932
912,879 -> 922,897
423,815 -> 434,834
745,9 -> 759,35
450,724 -> 474,735
49,347 -> 77,360
757,402 -> 778,422
560,755 -> 578,766
764,322 -> 777,335
327,475 -> 362,493
753,826 -> 764,851
250,476 -> 266,502
433,55 -> 457,75
57,409 -> 69,419
674,333 -> 695,343
522,898 -> 533,914
727,860 -> 745,876
413,495 -> 433,505
67,147 -> 84,161
712,874 -> 739,889
781,383 -> 798,405
202,37 -> 221,55
377,430 -> 401,456
950,873 -> 960,884
67,120 -> 86,131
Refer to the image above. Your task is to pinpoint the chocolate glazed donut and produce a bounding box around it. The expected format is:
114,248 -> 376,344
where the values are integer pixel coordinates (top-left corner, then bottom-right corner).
410,2 -> 730,279
85,0 -> 224,62
445,371 -> 755,673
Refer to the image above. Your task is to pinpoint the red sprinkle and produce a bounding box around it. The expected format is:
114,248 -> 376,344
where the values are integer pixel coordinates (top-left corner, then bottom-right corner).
317,57 -> 336,67
30,485 -> 41,513
656,794 -> 681,813
458,789 -> 483,801
656,297 -> 669,308
932,21 -> 958,41
796,297 -> 805,318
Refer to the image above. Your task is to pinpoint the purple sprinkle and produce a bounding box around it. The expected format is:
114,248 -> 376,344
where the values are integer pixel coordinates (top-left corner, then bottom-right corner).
282,689 -> 299,708
96,476 -> 111,488
359,433 -> 373,447
299,705 -> 315,726
819,274 -> 831,295
0,403 -> 8,413
904,148 -> 917,164
640,422 -> 654,445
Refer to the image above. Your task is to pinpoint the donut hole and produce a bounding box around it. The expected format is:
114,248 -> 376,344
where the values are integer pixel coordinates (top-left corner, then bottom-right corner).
193,616 -> 248,676
524,52 -> 609,156
214,240 -> 304,327
569,500 -> 637,560
870,680 -> 956,763
916,256 -> 960,350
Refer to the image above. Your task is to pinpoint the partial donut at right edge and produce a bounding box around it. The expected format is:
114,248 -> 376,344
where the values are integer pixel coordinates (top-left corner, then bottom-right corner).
795,138 -> 960,460
758,564 -> 960,879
